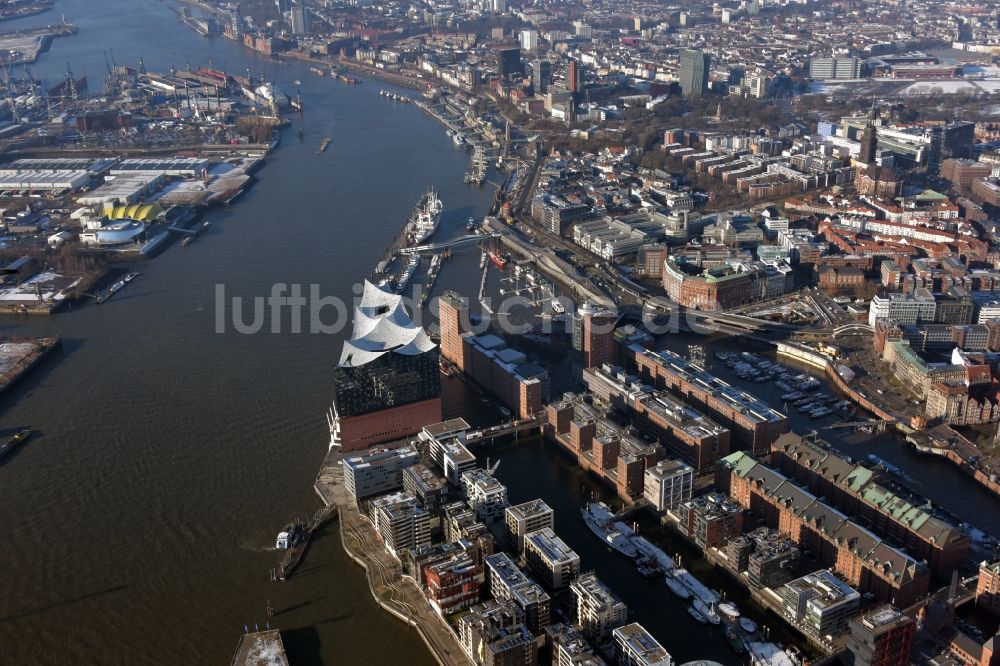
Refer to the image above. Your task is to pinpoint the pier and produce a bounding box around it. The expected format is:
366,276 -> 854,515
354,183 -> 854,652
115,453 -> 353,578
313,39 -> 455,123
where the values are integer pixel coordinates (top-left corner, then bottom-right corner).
313,450 -> 469,666
0,337 -> 60,395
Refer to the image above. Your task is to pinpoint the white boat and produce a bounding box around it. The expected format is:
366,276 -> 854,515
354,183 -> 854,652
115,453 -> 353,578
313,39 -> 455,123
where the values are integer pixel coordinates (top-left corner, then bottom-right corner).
581,502 -> 639,558
246,82 -> 290,110
479,252 -> 487,270
666,571 -> 692,599
408,189 -> 443,245
632,535 -> 674,572
675,569 -> 719,605
739,618 -> 758,634
718,602 -> 740,620
453,132 -> 465,145
694,599 -> 721,625
688,604 -> 709,624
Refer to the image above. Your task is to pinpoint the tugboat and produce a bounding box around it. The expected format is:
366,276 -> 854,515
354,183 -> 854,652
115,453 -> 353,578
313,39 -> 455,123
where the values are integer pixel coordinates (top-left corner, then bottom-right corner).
488,251 -> 508,269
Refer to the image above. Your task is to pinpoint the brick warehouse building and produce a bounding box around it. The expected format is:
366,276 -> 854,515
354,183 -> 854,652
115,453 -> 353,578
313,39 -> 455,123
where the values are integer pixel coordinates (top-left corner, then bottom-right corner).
439,291 -> 544,418
718,452 -> 930,606
328,281 -> 441,452
623,344 -> 788,454
770,433 -> 969,578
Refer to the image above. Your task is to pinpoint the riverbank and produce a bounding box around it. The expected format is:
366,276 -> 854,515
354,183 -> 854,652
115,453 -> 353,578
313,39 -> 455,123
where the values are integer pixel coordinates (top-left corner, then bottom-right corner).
314,449 -> 468,666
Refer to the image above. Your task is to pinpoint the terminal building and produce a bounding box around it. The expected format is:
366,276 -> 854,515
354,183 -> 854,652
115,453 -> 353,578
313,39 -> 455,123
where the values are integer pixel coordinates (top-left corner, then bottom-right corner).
328,281 -> 441,452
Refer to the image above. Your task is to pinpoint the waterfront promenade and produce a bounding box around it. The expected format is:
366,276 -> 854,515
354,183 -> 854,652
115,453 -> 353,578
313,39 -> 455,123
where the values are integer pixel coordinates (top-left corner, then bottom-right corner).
315,450 -> 469,666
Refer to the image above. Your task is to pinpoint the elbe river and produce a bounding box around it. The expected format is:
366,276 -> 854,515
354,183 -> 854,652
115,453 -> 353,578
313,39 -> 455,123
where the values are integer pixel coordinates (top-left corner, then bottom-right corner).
0,2 -> 997,664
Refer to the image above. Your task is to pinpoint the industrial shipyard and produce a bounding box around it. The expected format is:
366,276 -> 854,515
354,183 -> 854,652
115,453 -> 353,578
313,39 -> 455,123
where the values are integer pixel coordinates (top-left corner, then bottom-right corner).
5,0 -> 1000,666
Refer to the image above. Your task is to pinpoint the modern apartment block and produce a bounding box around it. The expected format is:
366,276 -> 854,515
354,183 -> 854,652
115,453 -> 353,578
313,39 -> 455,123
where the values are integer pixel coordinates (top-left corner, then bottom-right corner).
343,444 -> 419,501
844,605 -> 915,666
570,573 -> 629,641
643,458 -> 695,511
612,623 -> 672,666
779,570 -> 861,642
524,528 -> 581,589
369,491 -> 432,559
506,499 -> 555,552
462,468 -> 510,524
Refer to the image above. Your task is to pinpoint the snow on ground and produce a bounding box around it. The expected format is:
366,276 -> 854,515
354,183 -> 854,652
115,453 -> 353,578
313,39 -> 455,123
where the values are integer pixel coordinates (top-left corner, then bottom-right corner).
0,272 -> 80,302
747,642 -> 796,666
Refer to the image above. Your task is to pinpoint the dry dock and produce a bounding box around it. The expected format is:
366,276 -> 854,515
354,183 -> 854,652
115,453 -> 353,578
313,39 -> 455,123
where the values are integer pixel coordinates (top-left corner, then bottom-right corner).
314,449 -> 469,666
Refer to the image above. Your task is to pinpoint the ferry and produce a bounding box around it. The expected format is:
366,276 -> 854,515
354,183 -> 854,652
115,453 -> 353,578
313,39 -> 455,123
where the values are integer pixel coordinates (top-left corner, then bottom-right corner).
488,251 -> 508,269
0,429 -> 32,464
581,502 -> 639,559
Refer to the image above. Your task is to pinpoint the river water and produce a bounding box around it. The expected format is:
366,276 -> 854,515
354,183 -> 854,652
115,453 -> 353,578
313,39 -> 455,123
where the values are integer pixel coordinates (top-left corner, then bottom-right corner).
1,2 -> 998,665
